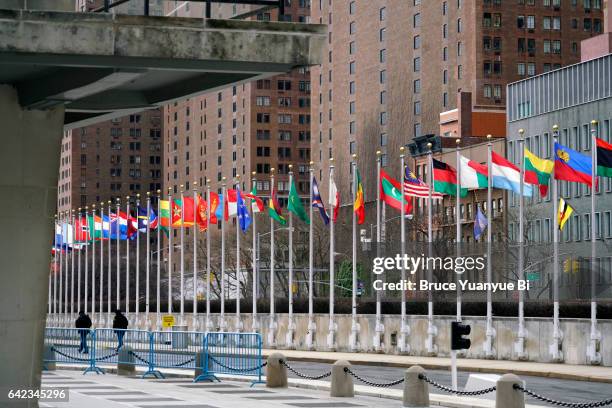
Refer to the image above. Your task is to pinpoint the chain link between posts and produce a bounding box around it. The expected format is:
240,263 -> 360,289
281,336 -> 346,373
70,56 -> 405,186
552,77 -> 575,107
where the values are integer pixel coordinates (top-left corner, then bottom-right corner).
208,355 -> 267,372
343,367 -> 405,387
514,384 -> 612,407
418,374 -> 497,396
280,360 -> 331,380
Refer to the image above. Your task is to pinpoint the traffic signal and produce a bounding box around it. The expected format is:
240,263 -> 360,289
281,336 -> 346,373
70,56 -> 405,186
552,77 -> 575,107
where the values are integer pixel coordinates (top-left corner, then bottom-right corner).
451,321 -> 471,351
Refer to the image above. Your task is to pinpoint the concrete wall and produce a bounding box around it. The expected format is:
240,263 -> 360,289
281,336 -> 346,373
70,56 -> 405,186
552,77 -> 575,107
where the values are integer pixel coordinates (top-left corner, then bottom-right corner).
50,312 -> 612,366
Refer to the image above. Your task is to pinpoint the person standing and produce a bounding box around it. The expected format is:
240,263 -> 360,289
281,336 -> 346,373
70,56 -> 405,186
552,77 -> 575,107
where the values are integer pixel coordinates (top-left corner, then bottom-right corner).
113,309 -> 129,351
75,311 -> 92,354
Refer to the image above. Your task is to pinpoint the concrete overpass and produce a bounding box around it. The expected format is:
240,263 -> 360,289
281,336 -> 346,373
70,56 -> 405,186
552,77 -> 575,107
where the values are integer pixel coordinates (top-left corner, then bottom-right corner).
0,2 -> 324,405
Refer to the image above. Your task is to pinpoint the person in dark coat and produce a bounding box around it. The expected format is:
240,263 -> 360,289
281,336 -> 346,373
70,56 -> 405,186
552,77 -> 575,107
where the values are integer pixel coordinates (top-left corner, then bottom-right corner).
113,309 -> 129,350
75,311 -> 92,354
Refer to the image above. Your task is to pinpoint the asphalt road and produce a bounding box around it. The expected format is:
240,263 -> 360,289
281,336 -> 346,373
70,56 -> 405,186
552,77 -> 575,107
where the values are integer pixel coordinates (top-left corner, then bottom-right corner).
284,360 -> 612,405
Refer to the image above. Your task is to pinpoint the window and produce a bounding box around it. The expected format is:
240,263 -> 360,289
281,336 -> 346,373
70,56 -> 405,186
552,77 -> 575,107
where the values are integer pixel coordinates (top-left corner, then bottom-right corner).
414,101 -> 421,115
443,47 -> 448,61
527,15 -> 535,29
414,35 -> 421,49
457,65 -> 463,79
443,69 -> 448,84
458,41 -> 463,56
413,13 -> 421,27
484,84 -> 492,98
349,1 -> 355,14
349,121 -> 356,134
380,7 -> 386,21
457,18 -> 462,32
518,38 -> 526,52
349,61 -> 356,74
483,12 -> 492,27
256,113 -> 270,123
350,101 -> 356,113
414,79 -> 421,93
380,49 -> 386,63
380,112 -> 387,125
277,80 -> 291,90
527,62 -> 536,76
379,28 -> 386,42
380,70 -> 386,84
256,96 -> 271,106
349,21 -> 356,34
278,97 -> 291,107
349,41 -> 355,54
517,15 -> 525,28
379,91 -> 386,104
493,85 -> 502,98
414,57 -> 421,72
298,81 -> 311,92
278,114 -> 292,124
350,81 -> 356,94
518,62 -> 526,76
443,24 -> 448,38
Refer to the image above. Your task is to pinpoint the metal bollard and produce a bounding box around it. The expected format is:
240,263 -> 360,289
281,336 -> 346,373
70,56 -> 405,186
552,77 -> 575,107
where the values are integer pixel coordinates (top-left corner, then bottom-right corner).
266,352 -> 287,388
117,346 -> 136,376
496,374 -> 524,408
403,366 -> 429,408
330,360 -> 354,397
43,344 -> 56,371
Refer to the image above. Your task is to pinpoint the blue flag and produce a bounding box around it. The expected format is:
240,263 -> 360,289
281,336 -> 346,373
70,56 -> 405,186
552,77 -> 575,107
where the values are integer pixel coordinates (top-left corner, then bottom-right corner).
311,177 -> 329,225
236,187 -> 252,232
474,206 -> 488,241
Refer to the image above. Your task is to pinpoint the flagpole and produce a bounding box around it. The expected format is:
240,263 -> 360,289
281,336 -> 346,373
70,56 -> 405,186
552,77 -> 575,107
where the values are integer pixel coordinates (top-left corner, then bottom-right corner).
72,210 -> 76,320
135,194 -> 141,327
426,143 -> 437,355
374,150 -> 384,351
455,139 -> 462,325
62,212 -> 68,321
251,173 -> 259,333
78,210 -> 83,316
53,214 -> 58,321
179,185 -> 185,325
84,206 -> 89,315
107,200 -> 111,325
399,147 -> 410,353
268,169 -> 276,347
551,124 -> 562,361
192,181 -> 198,331
307,163 -> 315,349
235,175 -> 243,333
205,181 -> 212,332
125,197 -> 130,316
115,198 -> 121,313
99,202 -> 104,325
156,189 -> 161,328
58,212 -> 63,323
286,167 -> 295,347
515,130 -> 527,358
146,192 -> 151,328
91,204 -> 96,320
588,120 -> 601,364
350,155 -> 360,351
327,159 -> 336,350
220,178 -> 227,332
168,187 -> 173,316
484,135 -> 495,357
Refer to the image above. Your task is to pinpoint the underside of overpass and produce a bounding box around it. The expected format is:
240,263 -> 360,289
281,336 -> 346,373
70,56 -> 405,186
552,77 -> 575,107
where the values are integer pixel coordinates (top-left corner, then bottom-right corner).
0,4 -> 324,406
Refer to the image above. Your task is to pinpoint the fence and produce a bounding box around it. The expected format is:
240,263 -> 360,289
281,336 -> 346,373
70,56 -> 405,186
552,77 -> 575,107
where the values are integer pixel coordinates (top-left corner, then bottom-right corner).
195,332 -> 265,386
43,328 -> 263,383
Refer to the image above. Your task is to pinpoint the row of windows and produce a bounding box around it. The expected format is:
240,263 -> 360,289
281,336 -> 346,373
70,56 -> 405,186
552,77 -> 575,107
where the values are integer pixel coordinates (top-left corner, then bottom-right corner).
509,212 -> 612,244
516,0 -> 601,7
484,13 -> 603,32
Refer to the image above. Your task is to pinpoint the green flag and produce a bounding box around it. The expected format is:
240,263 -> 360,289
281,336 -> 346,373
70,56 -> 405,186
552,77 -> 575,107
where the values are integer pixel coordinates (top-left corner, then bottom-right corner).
87,215 -> 103,241
268,185 -> 286,225
287,179 -> 310,224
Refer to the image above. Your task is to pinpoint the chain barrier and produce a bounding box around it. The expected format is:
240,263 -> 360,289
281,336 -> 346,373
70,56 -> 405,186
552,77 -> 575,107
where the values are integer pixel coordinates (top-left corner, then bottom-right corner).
208,355 -> 267,372
343,367 -> 404,387
94,352 -> 119,362
172,356 -> 196,367
51,346 -> 91,362
514,384 -> 612,407
418,374 -> 496,396
280,360 -> 331,380
129,350 -> 151,365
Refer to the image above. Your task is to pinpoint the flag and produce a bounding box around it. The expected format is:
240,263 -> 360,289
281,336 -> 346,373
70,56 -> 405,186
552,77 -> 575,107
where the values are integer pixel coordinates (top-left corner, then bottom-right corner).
311,177 -> 329,225
159,200 -> 171,236
524,148 -> 554,197
102,215 -> 111,239
268,184 -> 286,225
109,212 -> 128,240
209,192 -> 221,224
329,177 -> 340,222
554,142 -> 593,187
558,198 -> 573,231
596,137 -> 612,178
288,179 -> 310,224
433,159 -> 467,197
236,187 -> 252,232
54,223 -> 63,248
244,185 -> 264,213
127,212 -> 138,239
171,199 -> 182,227
379,169 -> 412,214
459,155 -> 488,189
195,195 -> 208,231
473,207 -> 488,241
492,151 -> 533,196
403,166 -> 443,199
226,189 -> 239,217
137,206 -> 157,231
87,215 -> 103,241
354,168 -> 365,225
182,196 -> 195,226
75,216 -> 90,243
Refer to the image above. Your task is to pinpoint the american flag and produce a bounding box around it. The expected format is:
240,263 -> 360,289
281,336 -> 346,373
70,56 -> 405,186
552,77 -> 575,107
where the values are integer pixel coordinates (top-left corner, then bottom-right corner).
404,166 -> 443,199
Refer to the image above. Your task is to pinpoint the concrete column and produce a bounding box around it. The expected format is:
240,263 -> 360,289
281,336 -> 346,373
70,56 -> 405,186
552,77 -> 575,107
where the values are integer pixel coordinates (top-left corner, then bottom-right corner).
495,374 -> 525,408
117,346 -> 136,376
330,360 -> 354,398
265,352 -> 287,388
0,85 -> 64,407
403,366 -> 429,408
42,344 -> 56,371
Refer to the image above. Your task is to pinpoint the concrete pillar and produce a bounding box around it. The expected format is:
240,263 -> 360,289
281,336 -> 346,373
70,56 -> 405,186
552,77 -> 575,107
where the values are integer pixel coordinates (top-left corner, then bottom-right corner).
265,352 -> 287,388
193,349 -> 207,379
403,366 -> 429,408
495,374 -> 525,408
0,85 -> 64,407
42,344 -> 56,371
117,346 -> 136,376
330,360 -> 354,398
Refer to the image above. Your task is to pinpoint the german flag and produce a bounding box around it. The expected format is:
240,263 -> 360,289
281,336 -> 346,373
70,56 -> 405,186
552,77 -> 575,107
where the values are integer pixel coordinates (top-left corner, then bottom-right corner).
433,159 -> 467,197
596,138 -> 612,178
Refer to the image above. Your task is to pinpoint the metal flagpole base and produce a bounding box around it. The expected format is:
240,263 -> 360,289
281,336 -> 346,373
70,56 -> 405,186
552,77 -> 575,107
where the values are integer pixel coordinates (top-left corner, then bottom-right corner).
549,327 -> 564,362
483,320 -> 496,358
425,320 -> 438,355
513,323 -> 528,360
285,318 -> 295,349
267,317 -> 277,347
305,318 -> 316,350
349,319 -> 360,352
251,314 -> 260,333
234,317 -> 243,333
398,320 -> 410,354
587,325 -> 602,365
373,320 -> 384,352
326,318 -> 337,351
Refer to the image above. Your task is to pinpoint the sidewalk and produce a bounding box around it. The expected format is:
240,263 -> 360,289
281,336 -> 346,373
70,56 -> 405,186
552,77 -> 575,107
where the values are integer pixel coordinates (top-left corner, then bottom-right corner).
261,349 -> 612,384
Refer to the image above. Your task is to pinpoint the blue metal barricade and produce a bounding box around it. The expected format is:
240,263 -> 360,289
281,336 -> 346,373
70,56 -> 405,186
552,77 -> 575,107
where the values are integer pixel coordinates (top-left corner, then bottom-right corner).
94,328 -> 161,378
195,332 -> 264,386
44,327 -> 103,374
150,330 -> 205,377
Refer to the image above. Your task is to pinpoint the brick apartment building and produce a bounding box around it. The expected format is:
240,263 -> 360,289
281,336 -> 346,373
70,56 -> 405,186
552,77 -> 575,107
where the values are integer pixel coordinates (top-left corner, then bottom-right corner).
310,0 -> 604,208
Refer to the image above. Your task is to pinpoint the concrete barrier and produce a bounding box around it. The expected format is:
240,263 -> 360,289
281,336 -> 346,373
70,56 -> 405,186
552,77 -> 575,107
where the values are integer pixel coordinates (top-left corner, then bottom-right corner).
495,373 -> 524,408
330,360 -> 354,397
117,346 -> 136,376
42,344 -> 56,371
266,352 -> 287,388
403,365 -> 429,408
193,349 -> 206,379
